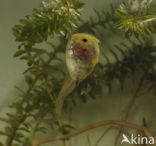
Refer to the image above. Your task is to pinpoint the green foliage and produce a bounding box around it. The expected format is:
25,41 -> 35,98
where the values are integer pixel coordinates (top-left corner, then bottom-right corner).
78,4 -> 118,35
115,0 -> 156,36
1,0 -> 84,145
13,0 -> 84,45
1,0 -> 156,145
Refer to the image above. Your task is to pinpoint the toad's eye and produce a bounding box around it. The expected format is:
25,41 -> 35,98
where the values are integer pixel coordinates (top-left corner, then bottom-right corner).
82,38 -> 88,42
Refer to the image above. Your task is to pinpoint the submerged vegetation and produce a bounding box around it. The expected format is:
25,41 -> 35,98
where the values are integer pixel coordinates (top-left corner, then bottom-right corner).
1,0 -> 156,145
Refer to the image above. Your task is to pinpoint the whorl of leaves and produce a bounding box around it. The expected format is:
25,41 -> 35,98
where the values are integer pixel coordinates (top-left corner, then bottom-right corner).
1,0 -> 156,146
115,0 -> 156,36
101,37 -> 156,92
0,0 -> 84,146
13,0 -> 84,45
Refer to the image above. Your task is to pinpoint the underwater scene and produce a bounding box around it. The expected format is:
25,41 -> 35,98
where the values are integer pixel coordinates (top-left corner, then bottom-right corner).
0,0 -> 156,145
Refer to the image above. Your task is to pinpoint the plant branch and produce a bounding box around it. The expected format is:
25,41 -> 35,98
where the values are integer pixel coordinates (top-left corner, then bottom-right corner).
32,120 -> 155,146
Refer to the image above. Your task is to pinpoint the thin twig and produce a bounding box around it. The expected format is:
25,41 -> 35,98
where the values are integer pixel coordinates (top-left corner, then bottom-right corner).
115,75 -> 146,145
27,51 -> 66,146
124,75 -> 145,120
87,134 -> 92,146
32,120 -> 155,146
95,126 -> 131,146
94,126 -> 114,146
29,120 -> 41,144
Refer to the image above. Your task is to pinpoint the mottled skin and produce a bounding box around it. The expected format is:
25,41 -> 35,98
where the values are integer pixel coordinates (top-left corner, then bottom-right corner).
57,33 -> 100,116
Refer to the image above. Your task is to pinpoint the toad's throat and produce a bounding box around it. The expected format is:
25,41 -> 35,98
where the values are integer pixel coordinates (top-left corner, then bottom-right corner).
72,46 -> 95,61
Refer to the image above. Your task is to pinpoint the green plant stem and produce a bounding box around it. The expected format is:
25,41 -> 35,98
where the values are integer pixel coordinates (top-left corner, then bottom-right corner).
29,121 -> 40,144
7,100 -> 40,146
6,76 -> 38,146
26,47 -> 65,146
6,49 -> 58,145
